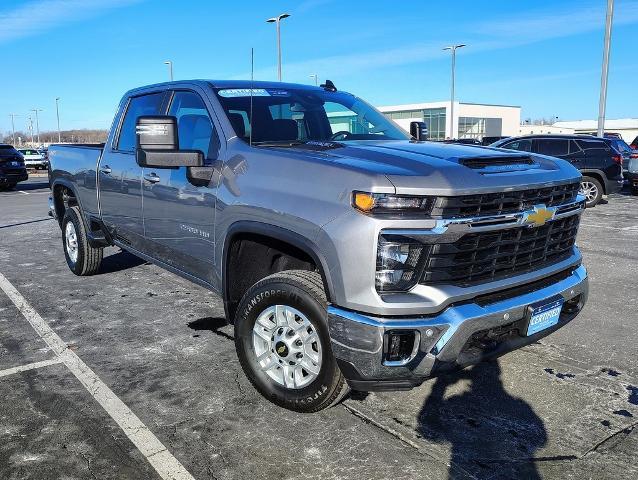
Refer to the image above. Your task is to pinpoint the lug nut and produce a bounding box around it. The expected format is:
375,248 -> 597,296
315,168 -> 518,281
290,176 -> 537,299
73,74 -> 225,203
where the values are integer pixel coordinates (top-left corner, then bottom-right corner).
295,340 -> 303,346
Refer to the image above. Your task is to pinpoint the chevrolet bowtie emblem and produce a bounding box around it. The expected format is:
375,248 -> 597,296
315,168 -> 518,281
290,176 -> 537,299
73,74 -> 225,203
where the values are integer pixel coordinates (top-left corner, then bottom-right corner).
525,205 -> 556,227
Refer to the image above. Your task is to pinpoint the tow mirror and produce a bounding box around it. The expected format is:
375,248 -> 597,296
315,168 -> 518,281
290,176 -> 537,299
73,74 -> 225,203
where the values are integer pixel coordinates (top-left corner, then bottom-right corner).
135,116 -> 203,168
410,121 -> 428,141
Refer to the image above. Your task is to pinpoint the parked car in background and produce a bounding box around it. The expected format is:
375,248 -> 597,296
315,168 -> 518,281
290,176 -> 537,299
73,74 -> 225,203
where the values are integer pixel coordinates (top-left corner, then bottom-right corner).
482,136 -> 509,145
0,144 -> 28,189
630,136 -> 638,150
18,148 -> 48,170
604,137 -> 637,173
444,138 -> 481,145
491,135 -> 623,207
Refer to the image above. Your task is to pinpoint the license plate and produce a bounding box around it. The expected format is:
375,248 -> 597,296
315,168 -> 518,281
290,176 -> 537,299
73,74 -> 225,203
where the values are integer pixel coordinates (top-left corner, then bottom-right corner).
526,298 -> 563,336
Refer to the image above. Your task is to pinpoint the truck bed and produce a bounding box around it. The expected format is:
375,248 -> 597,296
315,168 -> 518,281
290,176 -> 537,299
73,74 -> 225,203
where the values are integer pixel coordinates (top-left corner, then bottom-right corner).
48,143 -> 105,219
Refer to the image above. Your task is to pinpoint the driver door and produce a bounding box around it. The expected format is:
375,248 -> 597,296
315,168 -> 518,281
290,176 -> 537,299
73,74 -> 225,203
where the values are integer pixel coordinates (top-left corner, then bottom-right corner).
141,90 -> 222,284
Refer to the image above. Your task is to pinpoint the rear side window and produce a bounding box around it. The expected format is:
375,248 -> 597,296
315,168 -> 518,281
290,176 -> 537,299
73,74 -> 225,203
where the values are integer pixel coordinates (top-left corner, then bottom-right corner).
535,139 -> 569,157
576,139 -> 611,154
502,139 -> 532,152
116,92 -> 165,151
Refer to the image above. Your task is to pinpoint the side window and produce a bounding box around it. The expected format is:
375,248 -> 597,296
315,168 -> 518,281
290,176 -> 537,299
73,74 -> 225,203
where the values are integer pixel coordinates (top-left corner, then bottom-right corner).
502,139 -> 532,152
117,92 -> 165,151
168,91 -> 220,164
576,139 -> 611,154
536,139 -> 569,157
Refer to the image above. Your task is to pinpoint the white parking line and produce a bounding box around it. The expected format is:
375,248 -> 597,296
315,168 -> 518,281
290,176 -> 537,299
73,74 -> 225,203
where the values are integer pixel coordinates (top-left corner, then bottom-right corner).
0,271 -> 196,480
0,358 -> 63,378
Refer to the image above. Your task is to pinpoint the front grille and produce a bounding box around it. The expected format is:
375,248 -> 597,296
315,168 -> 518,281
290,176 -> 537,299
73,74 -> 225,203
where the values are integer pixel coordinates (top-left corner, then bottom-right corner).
421,215 -> 580,286
431,182 -> 580,218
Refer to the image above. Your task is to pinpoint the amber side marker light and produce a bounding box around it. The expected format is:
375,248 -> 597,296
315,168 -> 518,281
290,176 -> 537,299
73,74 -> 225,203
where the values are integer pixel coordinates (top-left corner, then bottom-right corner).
353,192 -> 375,212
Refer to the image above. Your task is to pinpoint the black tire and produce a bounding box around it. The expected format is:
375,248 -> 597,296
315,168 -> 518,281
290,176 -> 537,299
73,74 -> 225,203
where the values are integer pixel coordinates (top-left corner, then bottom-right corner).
234,270 -> 348,413
631,187 -> 638,196
61,206 -> 103,276
580,176 -> 603,208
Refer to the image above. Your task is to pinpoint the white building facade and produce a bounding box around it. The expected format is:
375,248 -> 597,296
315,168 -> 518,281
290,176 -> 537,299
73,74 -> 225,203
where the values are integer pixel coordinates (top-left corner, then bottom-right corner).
377,101 -> 521,141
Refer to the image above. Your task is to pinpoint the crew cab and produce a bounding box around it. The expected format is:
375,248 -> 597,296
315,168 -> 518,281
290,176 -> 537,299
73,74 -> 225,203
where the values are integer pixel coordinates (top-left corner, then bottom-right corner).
48,80 -> 589,412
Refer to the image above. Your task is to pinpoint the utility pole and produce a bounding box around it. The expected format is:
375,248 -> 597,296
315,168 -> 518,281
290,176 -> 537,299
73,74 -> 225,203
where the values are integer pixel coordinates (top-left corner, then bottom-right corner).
266,13 -> 290,81
9,114 -> 19,145
55,97 -> 61,142
597,0 -> 614,137
164,61 -> 173,81
30,108 -> 43,145
443,44 -> 466,139
27,116 -> 34,145
309,74 -> 318,86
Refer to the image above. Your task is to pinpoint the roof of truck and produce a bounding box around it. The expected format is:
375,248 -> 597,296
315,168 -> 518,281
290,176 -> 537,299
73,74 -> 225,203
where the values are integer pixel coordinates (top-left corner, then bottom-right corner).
126,79 -> 342,95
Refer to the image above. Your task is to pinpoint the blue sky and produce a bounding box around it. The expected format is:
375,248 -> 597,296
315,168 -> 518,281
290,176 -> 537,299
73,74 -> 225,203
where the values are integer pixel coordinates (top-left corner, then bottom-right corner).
0,0 -> 636,134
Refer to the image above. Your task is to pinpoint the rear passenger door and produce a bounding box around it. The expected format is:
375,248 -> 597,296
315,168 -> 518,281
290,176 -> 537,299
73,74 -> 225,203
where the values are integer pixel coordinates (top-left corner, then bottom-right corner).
98,91 -> 167,250
141,89 -> 222,284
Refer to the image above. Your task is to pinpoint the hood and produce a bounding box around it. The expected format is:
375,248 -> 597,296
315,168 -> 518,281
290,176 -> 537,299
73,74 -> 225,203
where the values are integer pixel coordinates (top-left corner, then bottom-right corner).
273,140 -> 580,195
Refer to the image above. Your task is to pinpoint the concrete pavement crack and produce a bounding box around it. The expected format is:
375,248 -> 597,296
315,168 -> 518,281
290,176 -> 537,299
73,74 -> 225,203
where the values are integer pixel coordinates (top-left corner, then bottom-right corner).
581,420 -> 638,457
341,403 -> 478,480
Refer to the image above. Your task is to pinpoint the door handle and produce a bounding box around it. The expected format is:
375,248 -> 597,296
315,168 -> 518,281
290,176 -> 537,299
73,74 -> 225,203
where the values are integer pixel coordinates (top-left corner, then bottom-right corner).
143,173 -> 161,184
100,165 -> 112,175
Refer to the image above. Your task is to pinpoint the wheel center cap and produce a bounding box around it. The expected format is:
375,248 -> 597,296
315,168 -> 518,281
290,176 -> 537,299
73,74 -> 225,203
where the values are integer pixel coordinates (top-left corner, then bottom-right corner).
275,341 -> 289,358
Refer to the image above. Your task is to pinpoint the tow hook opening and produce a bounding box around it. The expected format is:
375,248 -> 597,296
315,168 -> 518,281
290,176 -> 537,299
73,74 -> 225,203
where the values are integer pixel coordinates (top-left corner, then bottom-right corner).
383,330 -> 418,365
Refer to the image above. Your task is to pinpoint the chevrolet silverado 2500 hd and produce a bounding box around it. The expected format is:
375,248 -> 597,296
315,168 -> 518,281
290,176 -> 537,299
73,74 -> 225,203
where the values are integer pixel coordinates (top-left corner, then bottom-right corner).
48,80 -> 588,412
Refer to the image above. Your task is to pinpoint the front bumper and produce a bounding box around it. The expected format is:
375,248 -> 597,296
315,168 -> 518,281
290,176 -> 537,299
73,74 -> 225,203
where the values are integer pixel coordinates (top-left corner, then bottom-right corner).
328,264 -> 588,391
626,172 -> 638,189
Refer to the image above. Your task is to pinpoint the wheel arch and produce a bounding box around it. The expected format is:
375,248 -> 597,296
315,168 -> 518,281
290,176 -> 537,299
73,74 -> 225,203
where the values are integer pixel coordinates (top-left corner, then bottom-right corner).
579,169 -> 607,194
222,221 -> 335,323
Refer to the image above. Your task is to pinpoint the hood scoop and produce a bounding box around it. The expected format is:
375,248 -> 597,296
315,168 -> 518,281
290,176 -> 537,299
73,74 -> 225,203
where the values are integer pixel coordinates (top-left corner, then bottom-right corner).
459,155 -> 537,172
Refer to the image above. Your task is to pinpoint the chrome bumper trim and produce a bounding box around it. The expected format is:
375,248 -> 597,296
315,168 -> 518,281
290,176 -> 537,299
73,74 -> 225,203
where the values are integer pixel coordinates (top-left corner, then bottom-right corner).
328,265 -> 588,383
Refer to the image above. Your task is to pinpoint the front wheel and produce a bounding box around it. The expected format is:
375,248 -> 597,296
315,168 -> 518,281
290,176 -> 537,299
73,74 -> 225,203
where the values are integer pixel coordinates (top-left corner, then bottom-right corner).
234,270 -> 348,412
62,206 -> 103,275
579,176 -> 603,207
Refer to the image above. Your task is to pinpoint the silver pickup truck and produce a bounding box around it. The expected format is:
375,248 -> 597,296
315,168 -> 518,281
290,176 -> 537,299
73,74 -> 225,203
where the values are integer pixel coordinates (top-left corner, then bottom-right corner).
48,80 -> 588,412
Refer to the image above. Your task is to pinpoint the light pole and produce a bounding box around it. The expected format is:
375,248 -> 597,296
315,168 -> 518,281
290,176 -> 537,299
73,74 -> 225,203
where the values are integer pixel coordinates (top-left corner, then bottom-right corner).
27,116 -> 34,145
309,74 -> 318,86
443,44 -> 466,139
164,61 -> 173,81
30,108 -> 43,145
9,114 -> 19,145
266,13 -> 290,81
55,97 -> 61,142
597,0 -> 614,137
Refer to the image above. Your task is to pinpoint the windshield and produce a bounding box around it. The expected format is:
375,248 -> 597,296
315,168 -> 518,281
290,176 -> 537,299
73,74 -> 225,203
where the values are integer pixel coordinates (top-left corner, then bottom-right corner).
213,86 -> 409,145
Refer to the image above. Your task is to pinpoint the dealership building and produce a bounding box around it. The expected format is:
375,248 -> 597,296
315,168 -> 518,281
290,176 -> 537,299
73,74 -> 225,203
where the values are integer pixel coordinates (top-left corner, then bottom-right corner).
377,101 -> 521,140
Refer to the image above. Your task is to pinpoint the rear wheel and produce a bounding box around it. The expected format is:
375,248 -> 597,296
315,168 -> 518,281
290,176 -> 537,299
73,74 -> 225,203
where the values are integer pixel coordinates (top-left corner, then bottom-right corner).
62,206 -> 103,275
234,270 -> 348,412
579,176 -> 603,207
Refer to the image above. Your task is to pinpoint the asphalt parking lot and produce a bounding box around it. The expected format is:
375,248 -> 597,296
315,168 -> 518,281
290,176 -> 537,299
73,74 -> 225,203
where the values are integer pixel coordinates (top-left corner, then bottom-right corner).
1,177 -> 637,480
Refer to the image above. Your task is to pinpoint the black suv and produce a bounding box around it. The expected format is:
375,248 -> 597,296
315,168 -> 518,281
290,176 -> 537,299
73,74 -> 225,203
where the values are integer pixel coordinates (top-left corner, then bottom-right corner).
491,135 -> 623,207
0,144 -> 28,190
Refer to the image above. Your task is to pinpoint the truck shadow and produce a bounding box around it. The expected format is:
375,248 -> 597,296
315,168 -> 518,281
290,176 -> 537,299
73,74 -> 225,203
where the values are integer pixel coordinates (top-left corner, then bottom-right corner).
98,250 -> 147,274
417,361 -> 547,479
187,316 -> 234,341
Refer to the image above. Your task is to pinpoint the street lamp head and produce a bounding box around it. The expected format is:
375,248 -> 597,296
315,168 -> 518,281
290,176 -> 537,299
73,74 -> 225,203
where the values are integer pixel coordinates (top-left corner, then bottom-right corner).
267,13 -> 290,22
164,61 -> 172,65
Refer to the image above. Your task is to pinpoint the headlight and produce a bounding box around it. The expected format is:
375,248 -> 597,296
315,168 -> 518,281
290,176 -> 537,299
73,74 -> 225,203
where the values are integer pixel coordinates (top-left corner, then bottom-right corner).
353,191 -> 434,215
376,233 -> 429,292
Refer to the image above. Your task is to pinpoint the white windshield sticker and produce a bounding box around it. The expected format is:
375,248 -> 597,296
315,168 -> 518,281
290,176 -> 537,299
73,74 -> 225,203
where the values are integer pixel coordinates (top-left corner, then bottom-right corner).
218,88 -> 270,97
